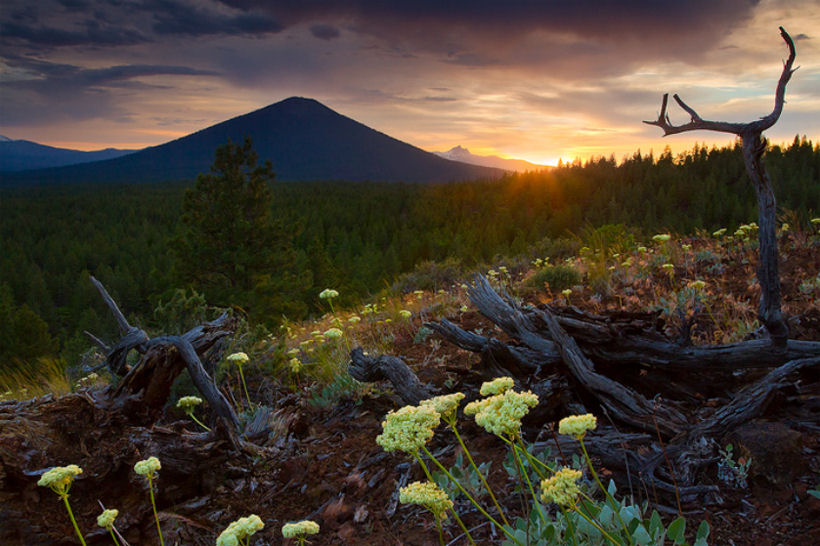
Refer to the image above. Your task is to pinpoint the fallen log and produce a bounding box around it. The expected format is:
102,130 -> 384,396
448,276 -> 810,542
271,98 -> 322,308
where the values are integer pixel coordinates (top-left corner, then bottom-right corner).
86,276 -> 240,431
348,347 -> 432,405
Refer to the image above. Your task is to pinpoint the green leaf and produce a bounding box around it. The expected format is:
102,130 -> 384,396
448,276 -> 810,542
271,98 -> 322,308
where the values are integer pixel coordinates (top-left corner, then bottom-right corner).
667,516 -> 686,544
649,510 -> 663,538
619,505 -> 639,527
694,520 -> 710,546
632,523 -> 652,545
607,479 -> 618,496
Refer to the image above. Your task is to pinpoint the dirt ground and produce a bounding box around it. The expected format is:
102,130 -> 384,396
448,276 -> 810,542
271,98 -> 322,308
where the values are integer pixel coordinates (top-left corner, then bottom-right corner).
2,233 -> 819,545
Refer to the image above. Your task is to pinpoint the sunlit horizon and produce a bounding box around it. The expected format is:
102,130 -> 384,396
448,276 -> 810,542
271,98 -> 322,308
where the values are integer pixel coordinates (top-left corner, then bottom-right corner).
2,1 -> 818,167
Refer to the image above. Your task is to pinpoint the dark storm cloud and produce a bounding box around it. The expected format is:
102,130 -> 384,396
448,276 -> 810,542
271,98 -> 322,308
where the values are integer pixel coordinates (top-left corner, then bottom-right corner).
0,19 -> 147,47
218,0 -> 758,46
0,0 -> 285,51
0,57 -> 219,125
148,0 -> 284,37
309,24 -> 340,41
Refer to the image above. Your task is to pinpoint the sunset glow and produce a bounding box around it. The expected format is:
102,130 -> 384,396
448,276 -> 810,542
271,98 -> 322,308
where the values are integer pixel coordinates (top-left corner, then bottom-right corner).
2,0 -> 818,162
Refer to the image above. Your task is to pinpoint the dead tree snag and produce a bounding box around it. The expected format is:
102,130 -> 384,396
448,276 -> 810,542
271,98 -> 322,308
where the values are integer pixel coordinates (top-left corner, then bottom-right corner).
86,276 -> 240,431
644,26 -> 797,347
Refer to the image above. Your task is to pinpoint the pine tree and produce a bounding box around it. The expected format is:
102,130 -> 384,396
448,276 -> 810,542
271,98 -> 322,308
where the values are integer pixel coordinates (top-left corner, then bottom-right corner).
176,137 -> 304,324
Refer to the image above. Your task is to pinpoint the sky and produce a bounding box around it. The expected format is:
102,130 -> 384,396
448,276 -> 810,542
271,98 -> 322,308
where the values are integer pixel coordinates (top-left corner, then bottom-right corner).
1,0 -> 819,166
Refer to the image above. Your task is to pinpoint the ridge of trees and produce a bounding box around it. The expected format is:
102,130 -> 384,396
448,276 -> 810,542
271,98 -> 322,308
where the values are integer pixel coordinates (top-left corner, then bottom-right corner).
0,136 -> 817,369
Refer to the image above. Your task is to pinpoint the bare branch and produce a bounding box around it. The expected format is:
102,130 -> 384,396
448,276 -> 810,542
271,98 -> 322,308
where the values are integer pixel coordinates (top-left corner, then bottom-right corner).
644,27 -> 797,137
643,93 -> 745,136
83,330 -> 110,352
749,26 -> 798,133
89,275 -> 132,334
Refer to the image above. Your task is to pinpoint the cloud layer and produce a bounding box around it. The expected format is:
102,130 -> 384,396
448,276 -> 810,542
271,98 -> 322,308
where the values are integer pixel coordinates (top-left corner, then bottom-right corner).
1,0 -> 817,161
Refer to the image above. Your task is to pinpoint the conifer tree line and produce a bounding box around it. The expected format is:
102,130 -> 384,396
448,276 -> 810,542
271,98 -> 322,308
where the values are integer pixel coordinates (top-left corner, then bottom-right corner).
0,136 -> 817,368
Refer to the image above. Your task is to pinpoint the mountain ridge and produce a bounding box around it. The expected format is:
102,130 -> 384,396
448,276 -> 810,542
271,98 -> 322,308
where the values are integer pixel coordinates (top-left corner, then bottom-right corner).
0,139 -> 137,172
1,98 -> 504,186
434,145 -> 549,172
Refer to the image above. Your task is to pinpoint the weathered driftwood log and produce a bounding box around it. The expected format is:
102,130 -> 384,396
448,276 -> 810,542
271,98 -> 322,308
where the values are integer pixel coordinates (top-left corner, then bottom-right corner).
87,276 -> 240,431
463,275 -> 820,372
413,274 -> 820,504
348,347 -> 432,405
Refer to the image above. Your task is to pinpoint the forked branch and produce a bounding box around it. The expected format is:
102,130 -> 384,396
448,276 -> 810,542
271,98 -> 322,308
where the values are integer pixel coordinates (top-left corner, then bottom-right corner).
643,27 -> 797,136
643,27 -> 798,346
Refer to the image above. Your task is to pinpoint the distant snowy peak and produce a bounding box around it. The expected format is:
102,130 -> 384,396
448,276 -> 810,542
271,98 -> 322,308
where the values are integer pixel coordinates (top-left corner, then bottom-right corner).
434,146 -> 549,172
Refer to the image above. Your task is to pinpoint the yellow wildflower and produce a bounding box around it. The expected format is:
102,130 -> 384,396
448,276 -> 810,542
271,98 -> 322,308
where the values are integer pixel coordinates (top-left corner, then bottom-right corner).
540,468 -> 582,506
319,288 -> 339,300
289,358 -> 302,373
400,481 -> 453,518
97,508 -> 118,529
420,393 -> 465,422
176,396 -> 203,412
479,376 -> 514,396
218,515 -> 264,545
558,414 -> 597,440
282,520 -> 320,538
134,456 -> 161,479
227,352 -> 249,364
376,405 -> 441,453
37,464 -> 82,496
473,390 -> 539,437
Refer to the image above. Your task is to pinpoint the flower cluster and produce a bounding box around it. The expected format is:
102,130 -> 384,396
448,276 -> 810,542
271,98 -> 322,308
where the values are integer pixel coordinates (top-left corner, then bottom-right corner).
398,309 -> 412,319
227,352 -> 249,364
652,233 -> 671,243
420,392 -> 465,422
558,414 -> 597,440
479,376 -> 514,396
281,520 -> 320,538
134,456 -> 161,479
399,481 -> 453,518
289,357 -> 302,373
689,280 -> 707,291
319,288 -> 339,300
472,390 -> 539,436
37,464 -> 82,496
176,395 -> 203,412
97,508 -> 118,529
376,404 -> 441,453
540,467 -> 582,506
323,327 -> 343,340
217,515 -> 264,546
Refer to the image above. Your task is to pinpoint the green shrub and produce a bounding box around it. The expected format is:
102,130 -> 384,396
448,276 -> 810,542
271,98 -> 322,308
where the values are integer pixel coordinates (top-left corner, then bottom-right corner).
529,265 -> 581,293
391,257 -> 464,294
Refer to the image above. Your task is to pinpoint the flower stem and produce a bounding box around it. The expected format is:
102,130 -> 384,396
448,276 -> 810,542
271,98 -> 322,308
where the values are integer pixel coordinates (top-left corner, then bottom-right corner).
413,453 -> 476,546
579,438 -> 632,545
434,512 -> 445,546
148,477 -> 165,546
420,446 -> 523,546
237,364 -> 252,410
569,501 -> 621,545
448,422 -> 510,527
510,434 -> 548,528
560,507 -> 580,546
108,528 -> 121,546
60,494 -> 87,546
188,412 -> 211,431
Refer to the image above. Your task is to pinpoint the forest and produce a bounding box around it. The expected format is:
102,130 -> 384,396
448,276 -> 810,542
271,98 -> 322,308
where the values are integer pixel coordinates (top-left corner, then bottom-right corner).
0,136 -> 818,373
